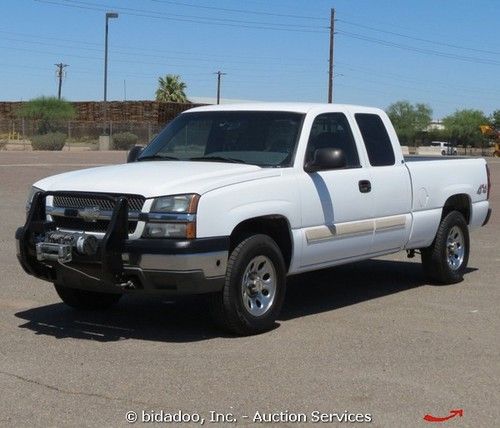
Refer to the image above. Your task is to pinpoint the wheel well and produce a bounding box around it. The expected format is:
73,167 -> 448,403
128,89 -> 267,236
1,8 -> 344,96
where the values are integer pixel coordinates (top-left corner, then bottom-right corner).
230,216 -> 293,270
442,194 -> 471,224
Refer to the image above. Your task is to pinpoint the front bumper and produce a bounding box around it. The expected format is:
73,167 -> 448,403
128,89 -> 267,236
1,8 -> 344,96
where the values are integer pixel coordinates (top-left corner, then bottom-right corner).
16,191 -> 229,295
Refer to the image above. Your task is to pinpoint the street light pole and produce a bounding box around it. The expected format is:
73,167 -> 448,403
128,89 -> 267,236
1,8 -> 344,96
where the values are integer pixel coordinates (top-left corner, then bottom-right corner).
104,12 -> 118,132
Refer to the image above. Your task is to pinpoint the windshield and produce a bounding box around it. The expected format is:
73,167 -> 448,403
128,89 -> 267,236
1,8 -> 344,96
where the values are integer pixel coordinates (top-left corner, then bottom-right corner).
138,111 -> 305,167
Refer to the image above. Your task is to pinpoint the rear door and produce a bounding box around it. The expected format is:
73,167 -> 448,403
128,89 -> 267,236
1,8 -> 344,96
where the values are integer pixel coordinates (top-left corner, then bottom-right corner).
298,112 -> 375,269
354,113 -> 412,253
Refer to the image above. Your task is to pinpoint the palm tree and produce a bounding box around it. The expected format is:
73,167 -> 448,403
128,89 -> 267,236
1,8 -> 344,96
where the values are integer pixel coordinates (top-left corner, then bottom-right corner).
155,74 -> 188,102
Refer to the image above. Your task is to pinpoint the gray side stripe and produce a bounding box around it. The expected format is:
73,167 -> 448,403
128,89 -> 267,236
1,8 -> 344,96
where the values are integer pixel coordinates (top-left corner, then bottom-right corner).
305,214 -> 407,244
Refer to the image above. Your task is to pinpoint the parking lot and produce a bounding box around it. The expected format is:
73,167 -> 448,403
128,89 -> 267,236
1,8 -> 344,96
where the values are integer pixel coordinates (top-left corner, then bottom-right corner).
0,151 -> 498,427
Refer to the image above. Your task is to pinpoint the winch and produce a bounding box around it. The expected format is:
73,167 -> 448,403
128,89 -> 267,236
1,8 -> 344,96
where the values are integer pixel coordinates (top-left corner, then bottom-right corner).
36,231 -> 98,263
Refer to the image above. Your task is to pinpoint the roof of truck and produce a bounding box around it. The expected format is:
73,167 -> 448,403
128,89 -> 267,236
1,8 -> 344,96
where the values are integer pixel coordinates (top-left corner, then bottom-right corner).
184,102 -> 384,115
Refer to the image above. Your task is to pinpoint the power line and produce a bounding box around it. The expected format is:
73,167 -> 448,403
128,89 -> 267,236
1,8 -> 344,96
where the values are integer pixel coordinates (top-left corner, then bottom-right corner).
3,34 -> 498,92
0,44 -> 102,61
0,30 -> 319,67
147,0 -> 327,21
337,30 -> 500,66
3,39 -> 499,99
35,0 -> 328,33
334,61 -> 500,96
5,0 -> 498,106
60,0 -> 324,28
337,19 -> 500,56
2,36 -> 104,53
34,1 -> 500,67
0,39 -> 323,73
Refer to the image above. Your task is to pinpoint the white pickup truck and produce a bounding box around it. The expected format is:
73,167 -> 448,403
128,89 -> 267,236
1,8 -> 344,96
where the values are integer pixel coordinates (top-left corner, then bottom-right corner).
16,103 -> 491,335
429,141 -> 458,156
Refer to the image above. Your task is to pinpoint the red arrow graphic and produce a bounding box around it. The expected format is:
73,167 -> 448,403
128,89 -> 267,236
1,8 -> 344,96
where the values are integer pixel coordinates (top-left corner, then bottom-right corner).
423,409 -> 463,422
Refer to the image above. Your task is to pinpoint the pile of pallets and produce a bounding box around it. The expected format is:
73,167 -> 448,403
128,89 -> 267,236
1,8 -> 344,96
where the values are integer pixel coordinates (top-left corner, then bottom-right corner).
0,101 -> 205,124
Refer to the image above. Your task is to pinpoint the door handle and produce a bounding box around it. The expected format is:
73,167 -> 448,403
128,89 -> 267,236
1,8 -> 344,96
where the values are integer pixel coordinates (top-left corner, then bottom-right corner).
359,180 -> 371,193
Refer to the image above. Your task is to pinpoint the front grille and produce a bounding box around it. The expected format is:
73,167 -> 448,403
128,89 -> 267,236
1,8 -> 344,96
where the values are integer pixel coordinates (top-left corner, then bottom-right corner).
51,193 -> 145,234
53,194 -> 145,212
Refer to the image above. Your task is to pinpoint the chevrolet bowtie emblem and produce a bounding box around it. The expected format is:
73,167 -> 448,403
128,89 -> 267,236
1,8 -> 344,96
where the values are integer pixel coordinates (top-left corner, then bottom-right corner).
80,207 -> 101,222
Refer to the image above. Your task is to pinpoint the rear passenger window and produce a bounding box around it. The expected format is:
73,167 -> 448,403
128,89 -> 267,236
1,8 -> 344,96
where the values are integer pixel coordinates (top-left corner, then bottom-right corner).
355,114 -> 395,166
306,113 -> 360,168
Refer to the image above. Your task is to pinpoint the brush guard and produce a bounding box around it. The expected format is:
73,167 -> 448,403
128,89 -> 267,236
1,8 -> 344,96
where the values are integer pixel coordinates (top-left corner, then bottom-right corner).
16,190 -> 130,286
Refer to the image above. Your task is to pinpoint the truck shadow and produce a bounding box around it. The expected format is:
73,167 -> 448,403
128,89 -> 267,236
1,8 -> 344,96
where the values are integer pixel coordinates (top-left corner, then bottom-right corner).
280,258 -> 468,320
279,260 -> 477,321
15,259 -> 476,343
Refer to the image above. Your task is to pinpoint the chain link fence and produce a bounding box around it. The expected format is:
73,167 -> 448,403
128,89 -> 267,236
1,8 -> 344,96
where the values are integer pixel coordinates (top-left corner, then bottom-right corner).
0,119 -> 164,151
0,118 -> 495,156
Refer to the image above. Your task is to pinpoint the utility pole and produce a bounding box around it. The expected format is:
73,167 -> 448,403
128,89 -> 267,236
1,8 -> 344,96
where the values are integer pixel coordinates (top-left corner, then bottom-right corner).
214,71 -> 226,104
55,63 -> 68,99
328,8 -> 335,103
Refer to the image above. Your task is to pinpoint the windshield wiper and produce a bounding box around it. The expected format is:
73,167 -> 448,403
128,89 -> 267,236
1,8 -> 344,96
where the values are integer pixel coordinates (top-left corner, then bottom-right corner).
189,156 -> 246,164
137,154 -> 179,161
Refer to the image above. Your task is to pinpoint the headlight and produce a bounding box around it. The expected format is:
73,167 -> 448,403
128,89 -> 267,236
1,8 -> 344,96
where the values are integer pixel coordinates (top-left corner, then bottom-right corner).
151,194 -> 199,213
143,194 -> 199,239
26,186 -> 42,212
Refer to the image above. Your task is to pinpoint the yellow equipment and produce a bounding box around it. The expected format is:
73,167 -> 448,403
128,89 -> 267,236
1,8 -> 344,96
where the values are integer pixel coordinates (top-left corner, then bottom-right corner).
480,124 -> 500,157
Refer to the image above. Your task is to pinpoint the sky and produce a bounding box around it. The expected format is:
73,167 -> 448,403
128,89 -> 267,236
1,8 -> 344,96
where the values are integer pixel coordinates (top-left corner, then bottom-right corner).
0,0 -> 499,119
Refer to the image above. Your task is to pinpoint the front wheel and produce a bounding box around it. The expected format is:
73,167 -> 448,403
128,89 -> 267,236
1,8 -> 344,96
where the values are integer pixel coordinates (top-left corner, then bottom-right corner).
421,211 -> 470,284
54,284 -> 122,310
209,234 -> 286,335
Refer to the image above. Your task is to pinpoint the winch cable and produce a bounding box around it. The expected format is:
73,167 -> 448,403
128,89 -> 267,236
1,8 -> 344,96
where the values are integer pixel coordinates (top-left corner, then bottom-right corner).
57,259 -> 101,282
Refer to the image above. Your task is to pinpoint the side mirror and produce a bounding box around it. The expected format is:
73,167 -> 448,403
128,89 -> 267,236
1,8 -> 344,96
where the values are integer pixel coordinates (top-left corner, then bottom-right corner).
304,148 -> 346,172
127,145 -> 143,163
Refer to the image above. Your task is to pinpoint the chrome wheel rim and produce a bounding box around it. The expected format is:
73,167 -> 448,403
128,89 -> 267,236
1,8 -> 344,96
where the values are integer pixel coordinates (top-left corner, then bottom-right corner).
447,226 -> 465,270
241,255 -> 276,317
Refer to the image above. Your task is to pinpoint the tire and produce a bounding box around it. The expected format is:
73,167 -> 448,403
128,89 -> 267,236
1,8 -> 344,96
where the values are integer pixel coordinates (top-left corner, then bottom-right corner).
54,284 -> 122,310
421,211 -> 470,284
209,234 -> 286,335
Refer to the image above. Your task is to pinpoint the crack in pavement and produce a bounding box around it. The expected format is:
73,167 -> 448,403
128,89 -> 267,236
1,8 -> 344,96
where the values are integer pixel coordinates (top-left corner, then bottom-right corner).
0,369 -> 162,407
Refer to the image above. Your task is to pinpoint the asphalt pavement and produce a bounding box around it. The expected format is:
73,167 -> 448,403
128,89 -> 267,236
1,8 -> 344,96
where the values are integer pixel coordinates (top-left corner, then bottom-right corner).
0,152 -> 498,427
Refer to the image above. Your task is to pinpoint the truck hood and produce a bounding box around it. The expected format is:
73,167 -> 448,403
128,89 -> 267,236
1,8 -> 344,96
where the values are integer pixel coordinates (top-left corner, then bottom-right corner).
34,161 -> 281,198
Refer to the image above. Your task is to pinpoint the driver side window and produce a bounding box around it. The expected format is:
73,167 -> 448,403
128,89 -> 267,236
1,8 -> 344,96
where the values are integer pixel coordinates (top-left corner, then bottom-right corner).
306,113 -> 360,168
162,119 -> 210,157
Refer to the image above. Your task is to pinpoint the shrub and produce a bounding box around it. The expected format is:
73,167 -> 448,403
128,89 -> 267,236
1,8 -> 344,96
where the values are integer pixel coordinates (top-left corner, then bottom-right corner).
0,139 -> 7,150
112,132 -> 139,150
17,97 -> 75,135
31,132 -> 67,151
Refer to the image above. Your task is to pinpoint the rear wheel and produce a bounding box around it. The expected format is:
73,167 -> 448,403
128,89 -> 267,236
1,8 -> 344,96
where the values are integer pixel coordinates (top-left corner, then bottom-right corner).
54,284 -> 122,310
209,234 -> 286,335
421,211 -> 469,284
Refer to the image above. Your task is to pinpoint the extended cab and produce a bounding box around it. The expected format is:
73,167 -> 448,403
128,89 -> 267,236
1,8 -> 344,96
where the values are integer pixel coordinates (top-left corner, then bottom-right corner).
16,104 -> 492,334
